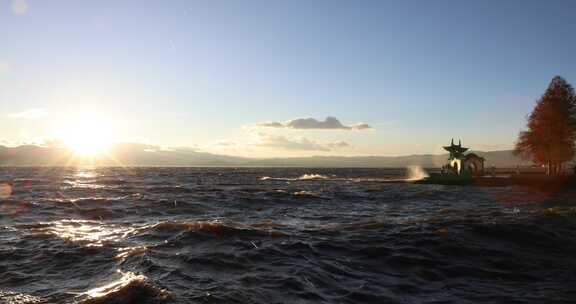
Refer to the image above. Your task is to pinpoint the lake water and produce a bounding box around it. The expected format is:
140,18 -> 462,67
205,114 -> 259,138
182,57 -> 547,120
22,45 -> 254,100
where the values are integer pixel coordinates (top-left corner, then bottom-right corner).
0,167 -> 575,303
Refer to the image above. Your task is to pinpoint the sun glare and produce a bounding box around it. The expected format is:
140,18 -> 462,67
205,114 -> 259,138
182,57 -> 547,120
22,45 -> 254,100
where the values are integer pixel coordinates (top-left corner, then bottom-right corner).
57,115 -> 115,156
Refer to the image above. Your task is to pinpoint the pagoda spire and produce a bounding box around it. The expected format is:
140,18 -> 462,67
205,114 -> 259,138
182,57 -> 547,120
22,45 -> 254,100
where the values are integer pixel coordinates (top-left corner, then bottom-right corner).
443,138 -> 469,160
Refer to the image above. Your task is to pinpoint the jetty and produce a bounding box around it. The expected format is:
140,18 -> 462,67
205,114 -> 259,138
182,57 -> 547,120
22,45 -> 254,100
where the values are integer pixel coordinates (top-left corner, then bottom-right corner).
418,139 -> 576,191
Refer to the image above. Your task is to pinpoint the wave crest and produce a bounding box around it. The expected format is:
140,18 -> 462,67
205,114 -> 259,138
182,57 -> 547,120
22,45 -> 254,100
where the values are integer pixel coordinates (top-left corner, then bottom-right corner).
260,174 -> 330,181
140,220 -> 288,238
0,290 -> 44,304
82,271 -> 171,304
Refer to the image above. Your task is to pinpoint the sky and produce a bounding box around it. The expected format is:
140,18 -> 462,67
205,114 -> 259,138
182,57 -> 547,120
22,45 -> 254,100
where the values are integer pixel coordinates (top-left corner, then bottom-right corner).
1,0 -> 576,158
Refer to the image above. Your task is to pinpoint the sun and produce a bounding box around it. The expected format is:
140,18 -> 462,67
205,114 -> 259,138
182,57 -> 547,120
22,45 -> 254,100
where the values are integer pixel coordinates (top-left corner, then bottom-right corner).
57,115 -> 115,156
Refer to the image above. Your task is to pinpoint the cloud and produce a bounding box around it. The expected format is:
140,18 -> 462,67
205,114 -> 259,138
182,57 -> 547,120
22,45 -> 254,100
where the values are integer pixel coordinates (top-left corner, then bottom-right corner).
8,108 -> 48,119
256,116 -> 372,131
212,140 -> 240,147
207,140 -> 256,154
326,141 -> 350,149
257,122 -> 284,128
254,133 -> 351,151
12,0 -> 28,16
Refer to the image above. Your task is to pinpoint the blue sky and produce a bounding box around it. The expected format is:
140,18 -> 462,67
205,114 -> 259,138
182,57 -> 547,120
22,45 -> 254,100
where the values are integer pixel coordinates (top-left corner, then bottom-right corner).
1,0 -> 575,157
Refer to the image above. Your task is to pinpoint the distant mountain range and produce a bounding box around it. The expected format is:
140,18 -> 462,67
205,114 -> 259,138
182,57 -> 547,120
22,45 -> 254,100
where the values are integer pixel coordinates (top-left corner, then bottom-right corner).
0,144 -> 532,167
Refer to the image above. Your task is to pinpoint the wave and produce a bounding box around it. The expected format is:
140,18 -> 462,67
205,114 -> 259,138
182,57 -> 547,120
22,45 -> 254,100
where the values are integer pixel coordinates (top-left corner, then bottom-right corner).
261,174 -> 415,184
292,190 -> 322,198
81,271 -> 171,304
146,185 -> 194,193
138,220 -> 288,238
116,245 -> 149,261
43,196 -> 136,206
17,219 -> 138,247
5,167 -> 576,303
404,165 -> 429,181
260,174 -> 331,181
0,290 -> 45,304
298,174 -> 330,180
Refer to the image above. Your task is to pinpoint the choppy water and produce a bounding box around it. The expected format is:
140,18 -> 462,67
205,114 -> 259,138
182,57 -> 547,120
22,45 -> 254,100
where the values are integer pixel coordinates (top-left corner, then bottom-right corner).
1,167 -> 576,304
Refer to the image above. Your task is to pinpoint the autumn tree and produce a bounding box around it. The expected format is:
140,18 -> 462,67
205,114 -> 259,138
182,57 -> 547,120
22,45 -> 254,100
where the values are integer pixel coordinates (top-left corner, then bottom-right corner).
514,76 -> 576,175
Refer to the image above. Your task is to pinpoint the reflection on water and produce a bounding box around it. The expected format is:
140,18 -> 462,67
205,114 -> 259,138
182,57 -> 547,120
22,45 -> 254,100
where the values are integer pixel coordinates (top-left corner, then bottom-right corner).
0,290 -> 44,304
115,245 -> 149,260
22,220 -> 137,247
82,270 -> 171,303
74,169 -> 98,179
84,270 -> 146,298
66,169 -> 106,190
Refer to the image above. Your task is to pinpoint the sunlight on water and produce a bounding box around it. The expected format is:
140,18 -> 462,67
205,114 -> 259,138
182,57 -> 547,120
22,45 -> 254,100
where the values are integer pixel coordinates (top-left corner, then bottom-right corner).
0,291 -> 43,304
81,269 -> 172,303
64,181 -> 107,190
26,220 -> 136,247
74,169 -> 98,179
116,245 -> 149,261
65,169 -> 100,189
84,270 -> 145,298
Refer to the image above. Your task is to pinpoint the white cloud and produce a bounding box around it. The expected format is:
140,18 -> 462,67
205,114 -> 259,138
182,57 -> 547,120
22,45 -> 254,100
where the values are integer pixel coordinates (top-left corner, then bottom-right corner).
12,0 -> 28,16
254,133 -> 351,152
8,108 -> 49,119
255,116 -> 372,131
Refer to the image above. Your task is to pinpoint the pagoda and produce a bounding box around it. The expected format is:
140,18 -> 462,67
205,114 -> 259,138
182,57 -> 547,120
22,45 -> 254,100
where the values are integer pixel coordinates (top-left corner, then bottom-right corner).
442,139 -> 485,175
443,139 -> 468,161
